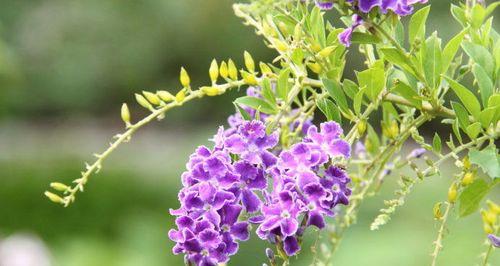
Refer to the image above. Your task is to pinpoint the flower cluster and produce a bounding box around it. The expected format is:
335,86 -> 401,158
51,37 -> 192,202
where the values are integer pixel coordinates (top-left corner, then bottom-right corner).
253,122 -> 351,256
169,120 -> 279,265
170,119 -> 351,264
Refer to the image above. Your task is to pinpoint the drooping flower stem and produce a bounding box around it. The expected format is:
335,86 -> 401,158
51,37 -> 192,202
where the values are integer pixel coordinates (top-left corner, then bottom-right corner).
431,201 -> 453,266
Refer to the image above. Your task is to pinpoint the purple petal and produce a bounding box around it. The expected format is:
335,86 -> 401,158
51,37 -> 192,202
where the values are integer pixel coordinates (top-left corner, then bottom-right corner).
241,189 -> 262,213
307,211 -> 326,229
283,236 -> 301,256
220,204 -> 242,226
199,229 -> 222,248
280,217 -> 299,237
260,216 -> 281,231
488,234 -> 500,248
230,222 -> 250,241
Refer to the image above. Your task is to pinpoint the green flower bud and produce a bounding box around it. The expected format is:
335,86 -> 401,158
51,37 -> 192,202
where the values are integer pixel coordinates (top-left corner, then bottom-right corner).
209,59 -> 219,83
244,51 -> 255,73
259,62 -> 272,76
228,59 -> 238,80
448,183 -> 457,203
461,172 -> 474,186
241,71 -> 258,85
45,191 -> 64,204
180,67 -> 190,88
272,39 -> 288,52
157,90 -> 175,102
293,24 -> 302,40
142,91 -> 161,105
318,46 -> 336,58
220,61 -> 229,79
175,89 -> 186,103
201,86 -> 221,96
135,93 -> 153,110
50,182 -> 69,192
120,103 -> 131,125
357,120 -> 367,136
307,62 -> 322,74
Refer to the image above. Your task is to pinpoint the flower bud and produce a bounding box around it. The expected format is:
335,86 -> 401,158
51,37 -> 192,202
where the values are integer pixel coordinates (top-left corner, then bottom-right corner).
121,103 -> 131,125
142,91 -> 161,105
357,120 -> 367,136
228,59 -> 238,80
272,39 -> 288,52
157,90 -> 175,102
50,182 -> 69,192
259,62 -> 272,76
318,46 -> 336,58
209,59 -> 219,83
389,121 -> 399,139
310,42 -> 322,53
461,172 -> 474,186
265,248 -> 274,260
278,21 -> 288,36
220,61 -> 229,79
487,200 -> 500,214
201,86 -> 221,96
307,62 -> 322,74
483,223 -> 494,234
293,24 -> 302,40
45,191 -> 64,204
175,89 -> 186,103
180,67 -> 191,88
244,51 -> 255,73
135,93 -> 153,110
241,71 -> 258,85
448,183 -> 457,203
433,202 -> 443,220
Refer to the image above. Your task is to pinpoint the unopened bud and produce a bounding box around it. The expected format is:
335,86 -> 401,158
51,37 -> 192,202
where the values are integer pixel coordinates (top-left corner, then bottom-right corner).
318,46 -> 336,58
201,86 -> 221,96
463,156 -> 471,170
310,42 -> 322,53
135,93 -> 153,110
357,120 -> 367,136
293,24 -> 302,40
220,61 -> 229,79
241,71 -> 258,85
259,62 -> 272,75
50,182 -> 69,192
448,183 -> 457,203
45,191 -> 64,204
482,210 -> 497,225
389,121 -> 399,138
209,59 -> 219,83
461,172 -> 474,186
486,200 -> 500,214
273,39 -> 288,52
157,90 -> 175,102
433,202 -> 443,220
307,62 -> 322,74
265,248 -> 274,260
180,67 -> 191,88
175,89 -> 186,103
244,51 -> 255,73
278,21 -> 289,35
142,91 -> 161,105
228,59 -> 238,80
483,223 -> 494,234
121,103 -> 131,125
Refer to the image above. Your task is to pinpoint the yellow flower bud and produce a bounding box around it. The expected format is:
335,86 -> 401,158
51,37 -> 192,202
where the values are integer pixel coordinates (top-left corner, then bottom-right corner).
461,172 -> 474,186
433,202 -> 443,220
50,182 -> 69,192
142,91 -> 161,105
259,62 -> 272,76
228,59 -> 238,80
209,59 -> 219,83
487,200 -> 500,214
357,120 -> 367,136
244,51 -> 255,73
307,62 -> 322,74
310,42 -> 322,53
241,71 -> 258,85
318,46 -> 336,58
483,223 -> 494,234
462,156 -> 471,170
157,90 -> 175,102
176,89 -> 186,103
293,24 -> 302,40
180,67 -> 191,88
389,121 -> 399,138
120,103 -> 131,125
201,86 -> 221,96
448,183 -> 457,203
273,39 -> 288,52
45,191 -> 64,204
135,93 -> 153,110
220,61 -> 229,79
278,21 -> 288,36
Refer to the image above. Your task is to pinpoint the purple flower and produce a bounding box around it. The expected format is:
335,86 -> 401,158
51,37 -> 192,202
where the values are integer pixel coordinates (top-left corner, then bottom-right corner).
338,14 -> 363,47
315,0 -> 334,10
347,0 -> 428,16
488,234 -> 500,248
306,122 -> 351,159
407,148 -> 426,159
258,190 -> 302,238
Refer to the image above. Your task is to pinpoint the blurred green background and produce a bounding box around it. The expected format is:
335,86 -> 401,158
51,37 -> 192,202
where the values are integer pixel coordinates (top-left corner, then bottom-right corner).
0,0 -> 498,265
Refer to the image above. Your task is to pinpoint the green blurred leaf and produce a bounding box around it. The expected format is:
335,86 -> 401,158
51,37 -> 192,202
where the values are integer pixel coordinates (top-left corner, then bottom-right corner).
317,98 -> 341,123
277,68 -> 291,100
350,32 -> 381,44
392,82 -> 422,108
354,88 -> 365,115
343,79 -> 359,100
451,4 -> 467,26
466,122 -> 482,139
472,64 -> 493,106
445,77 -> 481,119
451,101 -> 470,131
261,78 -> 276,106
234,103 -> 252,121
357,61 -> 385,101
380,48 -> 415,75
442,29 -> 466,74
422,33 -> 442,89
469,146 -> 500,179
470,4 -> 486,29
458,179 -> 490,217
462,42 -> 494,77
234,96 -> 277,114
409,6 -> 430,45
322,78 -> 348,112
432,133 -> 442,154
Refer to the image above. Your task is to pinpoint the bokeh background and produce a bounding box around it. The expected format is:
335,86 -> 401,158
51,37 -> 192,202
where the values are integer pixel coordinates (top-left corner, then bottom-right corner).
0,0 -> 498,265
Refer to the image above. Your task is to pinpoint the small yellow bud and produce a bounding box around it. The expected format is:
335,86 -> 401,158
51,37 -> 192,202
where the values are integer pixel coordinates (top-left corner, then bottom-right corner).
220,61 -> 229,79
244,51 -> 255,73
44,191 -> 64,204
120,103 -> 131,125
180,67 -> 191,88
142,91 -> 161,105
461,172 -> 474,186
259,62 -> 272,76
293,24 -> 302,40
175,89 -> 186,103
433,202 -> 443,220
484,211 -> 497,225
209,59 -> 219,83
228,59 -> 238,80
50,182 -> 69,192
157,90 -> 175,102
462,156 -> 471,170
262,21 -> 276,37
389,121 -> 399,138
357,120 -> 367,136
487,200 -> 500,214
278,22 -> 288,36
318,46 -> 336,58
241,71 -> 258,85
135,93 -> 153,110
307,62 -> 322,74
483,223 -> 494,234
201,86 -> 221,96
310,42 -> 322,53
448,183 -> 458,203
273,39 -> 288,52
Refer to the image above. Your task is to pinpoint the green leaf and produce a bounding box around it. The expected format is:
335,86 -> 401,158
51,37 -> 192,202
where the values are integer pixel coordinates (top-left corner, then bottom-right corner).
342,79 -> 358,100
409,6 -> 430,45
485,2 -> 500,18
472,64 -> 493,106
469,146 -> 500,179
451,4 -> 467,27
234,103 -> 251,121
451,101 -> 470,131
354,88 -> 365,115
432,133 -> 442,154
445,77 -> 481,119
357,61 -> 385,101
277,68 -> 291,100
317,98 -> 341,123
458,179 -> 491,217
392,82 -> 422,108
442,29 -> 466,74
470,4 -> 486,29
462,42 -> 494,77
234,96 -> 277,114
466,122 -> 482,139
479,107 -> 497,128
379,48 -> 415,75
422,33 -> 442,89
350,32 -> 381,44
366,124 -> 380,155
322,78 -> 348,112
261,78 -> 276,106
